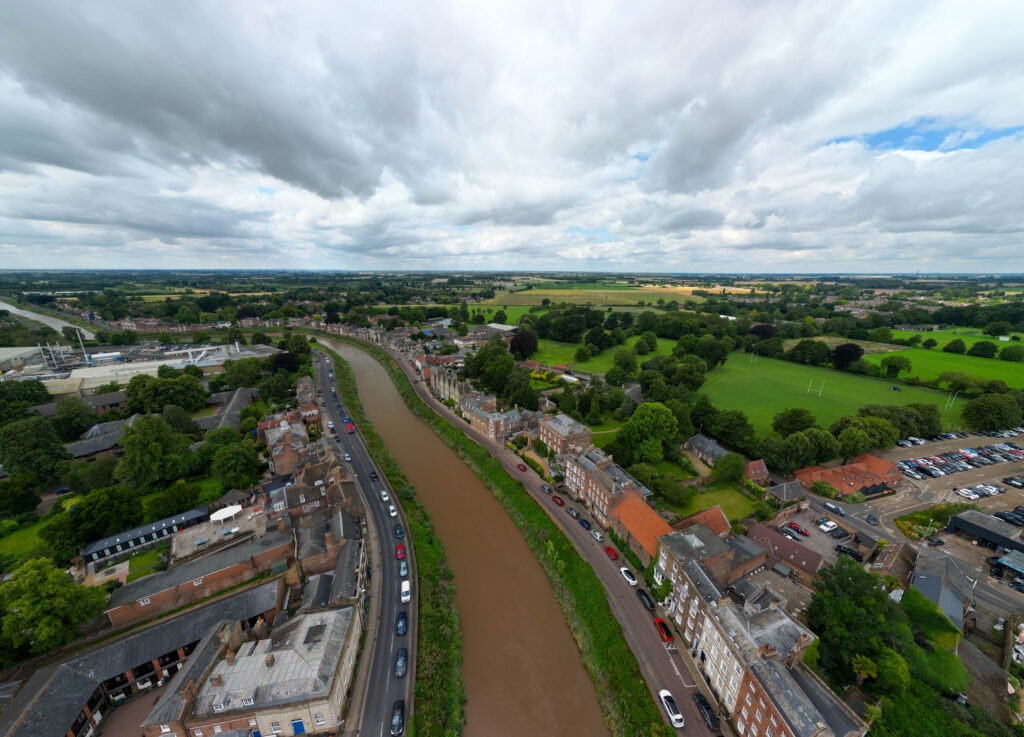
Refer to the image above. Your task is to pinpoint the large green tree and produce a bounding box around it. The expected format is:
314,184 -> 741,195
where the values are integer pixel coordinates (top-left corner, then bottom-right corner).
616,402 -> 678,464
879,355 -> 912,378
771,407 -> 818,437
115,415 -> 195,490
52,397 -> 98,441
962,393 -> 1023,431
0,416 -> 69,483
0,557 -> 107,661
711,452 -> 746,483
830,342 -> 865,371
211,442 -> 262,489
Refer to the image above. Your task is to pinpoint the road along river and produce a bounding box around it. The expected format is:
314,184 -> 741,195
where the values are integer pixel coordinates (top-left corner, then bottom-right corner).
331,341 -> 608,737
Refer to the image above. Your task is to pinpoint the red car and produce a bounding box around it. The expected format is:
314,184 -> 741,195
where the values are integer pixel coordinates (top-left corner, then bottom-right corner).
395,543 -> 406,560
653,617 -> 674,643
604,546 -> 619,560
551,495 -> 565,506
516,463 -> 528,472
787,522 -> 810,537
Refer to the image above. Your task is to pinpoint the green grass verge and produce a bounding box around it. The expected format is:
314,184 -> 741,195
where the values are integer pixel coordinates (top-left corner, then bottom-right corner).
327,336 -> 672,737
700,352 -> 967,435
863,346 -> 1024,388
319,342 -> 465,737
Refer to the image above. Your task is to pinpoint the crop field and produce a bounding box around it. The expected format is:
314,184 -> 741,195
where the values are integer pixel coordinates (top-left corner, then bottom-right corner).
486,285 -> 704,307
864,347 -> 1024,388
700,353 -> 966,435
891,327 -> 1023,349
533,335 -> 677,373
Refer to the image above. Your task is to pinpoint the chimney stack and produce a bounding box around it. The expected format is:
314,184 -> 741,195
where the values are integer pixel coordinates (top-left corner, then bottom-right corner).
210,674 -> 223,687
226,649 -> 236,666
265,653 -> 275,668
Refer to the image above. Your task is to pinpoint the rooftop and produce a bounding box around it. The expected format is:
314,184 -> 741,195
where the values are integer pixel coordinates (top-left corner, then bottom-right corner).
81,506 -> 209,557
661,523 -> 731,562
711,603 -> 813,665
610,490 -> 672,558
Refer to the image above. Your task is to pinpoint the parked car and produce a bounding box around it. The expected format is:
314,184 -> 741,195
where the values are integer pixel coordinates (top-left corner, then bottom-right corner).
693,693 -> 720,731
578,518 -> 591,530
395,648 -> 408,678
818,521 -> 838,533
925,536 -> 944,546
620,567 -> 638,586
830,528 -> 851,540
516,463 -> 528,472
604,546 -> 619,560
835,544 -> 863,562
653,617 -> 674,643
551,495 -> 565,506
658,690 -> 685,728
396,612 -> 408,636
395,543 -> 406,560
787,522 -> 810,536
567,508 -> 580,519
636,588 -> 655,611
1010,581 -> 1024,594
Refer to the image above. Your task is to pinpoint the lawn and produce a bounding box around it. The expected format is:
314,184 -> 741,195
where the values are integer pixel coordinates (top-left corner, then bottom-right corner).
699,353 -> 967,435
891,327 -> 1024,349
126,547 -> 165,583
672,485 -> 758,521
191,405 -> 218,418
533,335 -> 677,373
0,519 -> 45,559
469,305 -> 545,324
863,346 -> 1024,388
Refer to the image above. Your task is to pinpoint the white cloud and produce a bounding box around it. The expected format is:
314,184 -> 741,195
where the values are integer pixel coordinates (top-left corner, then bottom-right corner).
0,0 -> 1022,272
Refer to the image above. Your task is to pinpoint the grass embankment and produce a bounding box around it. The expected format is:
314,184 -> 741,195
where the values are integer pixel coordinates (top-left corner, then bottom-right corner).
330,336 -> 672,737
700,353 -> 967,435
320,344 -> 465,737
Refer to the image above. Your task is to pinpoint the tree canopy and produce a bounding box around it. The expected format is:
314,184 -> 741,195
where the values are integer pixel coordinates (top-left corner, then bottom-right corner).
0,415 -> 69,483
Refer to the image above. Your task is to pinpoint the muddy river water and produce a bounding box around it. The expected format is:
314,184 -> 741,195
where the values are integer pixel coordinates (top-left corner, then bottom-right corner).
333,342 -> 608,737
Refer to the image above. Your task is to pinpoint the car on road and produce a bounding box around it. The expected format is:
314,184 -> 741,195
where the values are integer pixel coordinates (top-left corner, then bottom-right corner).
395,648 -> 408,678
654,617 -> 674,642
578,518 -> 591,530
344,453 -> 352,462
604,546 -> 619,560
551,495 -> 565,506
620,567 -> 638,586
391,700 -> 405,736
396,612 -> 408,636
866,514 -> 878,525
787,522 -> 810,536
395,543 -> 406,560
925,535 -> 944,546
327,420 -> 334,429
567,508 -> 580,519
658,689 -> 685,728
636,588 -> 655,611
693,693 -> 719,730
1011,581 -> 1024,594
370,470 -> 379,481
388,504 -> 398,518
395,524 -> 405,538
399,560 -> 409,577
818,521 -> 838,533
516,463 -> 528,472
380,489 -> 391,502
401,579 -> 411,603
540,483 -> 552,493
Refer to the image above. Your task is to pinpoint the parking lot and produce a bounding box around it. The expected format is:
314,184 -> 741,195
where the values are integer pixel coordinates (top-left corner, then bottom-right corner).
775,508 -> 863,565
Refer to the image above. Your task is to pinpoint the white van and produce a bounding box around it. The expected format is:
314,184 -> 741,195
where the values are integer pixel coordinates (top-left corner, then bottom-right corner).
590,529 -> 604,543
400,580 -> 411,603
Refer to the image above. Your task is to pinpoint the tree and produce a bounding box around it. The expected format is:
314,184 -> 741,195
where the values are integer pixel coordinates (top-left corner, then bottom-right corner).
772,408 -> 818,437
786,339 -> 832,366
509,329 -> 538,360
0,416 -> 69,483
0,474 -> 41,517
211,442 -> 261,489
711,452 -> 746,483
1000,345 -> 1024,362
966,340 -> 998,358
837,426 -> 872,461
942,338 -> 966,354
616,402 -> 678,464
962,393 -> 1023,431
574,346 -> 591,362
161,404 -> 199,435
286,333 -> 312,359
613,349 -> 638,378
831,343 -> 865,371
709,410 -> 756,452
115,415 -> 194,490
879,355 -> 912,379
874,647 -> 910,694
52,397 -> 97,441
984,321 -> 1014,337
921,338 -> 937,349
221,357 -> 264,388
493,310 -> 508,324
61,457 -> 119,494
0,557 -> 107,659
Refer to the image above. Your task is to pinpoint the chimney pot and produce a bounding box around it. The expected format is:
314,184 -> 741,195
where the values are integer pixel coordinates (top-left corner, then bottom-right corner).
265,653 -> 275,667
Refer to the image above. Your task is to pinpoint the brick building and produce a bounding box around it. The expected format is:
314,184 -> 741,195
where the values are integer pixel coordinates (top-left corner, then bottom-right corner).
794,453 -> 901,498
563,446 -> 649,528
460,394 -> 526,443
608,489 -> 672,567
537,413 -> 592,455
746,523 -> 825,587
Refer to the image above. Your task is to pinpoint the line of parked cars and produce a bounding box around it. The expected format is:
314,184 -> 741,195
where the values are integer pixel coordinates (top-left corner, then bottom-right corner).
897,439 -> 1024,481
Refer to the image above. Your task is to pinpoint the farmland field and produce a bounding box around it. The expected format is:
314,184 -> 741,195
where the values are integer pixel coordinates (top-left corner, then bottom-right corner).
700,353 -> 966,435
864,346 -> 1024,388
533,335 -> 677,373
485,286 -> 704,308
891,327 -> 1024,350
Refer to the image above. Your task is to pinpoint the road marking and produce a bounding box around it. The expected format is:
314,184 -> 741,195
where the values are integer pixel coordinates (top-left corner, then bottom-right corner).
666,648 -> 696,688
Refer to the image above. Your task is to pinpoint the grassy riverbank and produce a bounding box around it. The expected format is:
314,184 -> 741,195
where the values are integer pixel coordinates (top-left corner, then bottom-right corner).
319,343 -> 465,737
328,336 -> 671,737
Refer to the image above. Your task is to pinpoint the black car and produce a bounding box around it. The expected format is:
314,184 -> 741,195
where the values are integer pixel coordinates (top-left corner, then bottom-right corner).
693,693 -> 720,731
830,528 -> 851,540
991,567 -> 1006,579
395,648 -> 408,678
1010,581 -> 1024,594
391,700 -> 405,736
835,544 -> 864,562
370,470 -> 380,481
636,588 -> 655,611
396,611 -> 408,636
925,536 -> 944,546
395,524 -> 405,539
866,514 -> 878,525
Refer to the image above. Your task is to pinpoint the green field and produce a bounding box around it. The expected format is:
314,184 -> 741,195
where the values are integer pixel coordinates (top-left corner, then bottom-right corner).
467,305 -> 540,324
0,519 -> 45,559
891,327 -> 1024,350
864,346 -> 1024,389
700,353 -> 966,435
673,485 -> 758,521
485,286 -> 704,308
533,335 -> 677,373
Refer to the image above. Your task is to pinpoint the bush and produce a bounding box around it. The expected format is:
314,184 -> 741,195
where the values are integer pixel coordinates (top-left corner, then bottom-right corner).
811,480 -> 838,499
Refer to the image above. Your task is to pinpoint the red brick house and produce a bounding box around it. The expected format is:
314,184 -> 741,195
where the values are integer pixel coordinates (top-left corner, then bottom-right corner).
608,489 -> 673,567
745,459 -> 770,487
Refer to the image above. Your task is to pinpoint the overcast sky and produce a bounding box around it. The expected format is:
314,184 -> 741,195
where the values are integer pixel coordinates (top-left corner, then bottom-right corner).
1,1 -> 1022,273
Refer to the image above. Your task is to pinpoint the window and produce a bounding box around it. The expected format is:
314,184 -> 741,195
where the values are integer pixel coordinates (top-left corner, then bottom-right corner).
139,597 -> 151,606
213,728 -> 222,734
745,692 -> 753,706
766,729 -> 775,737
248,720 -> 257,727
751,725 -> 759,737
770,716 -> 778,727
242,697 -> 254,706
160,727 -> 171,735
271,722 -> 281,734
756,709 -> 763,722
314,714 -> 326,726
759,698 -> 766,709
191,729 -> 202,737
193,577 -> 204,586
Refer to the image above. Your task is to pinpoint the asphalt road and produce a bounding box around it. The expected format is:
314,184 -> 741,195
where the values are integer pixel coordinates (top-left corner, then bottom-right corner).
314,351 -> 414,737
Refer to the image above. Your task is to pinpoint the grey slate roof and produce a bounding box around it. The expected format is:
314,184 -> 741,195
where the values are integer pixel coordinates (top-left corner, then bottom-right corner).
32,390 -> 127,418
330,537 -> 363,603
684,433 -> 729,460
195,387 -> 257,431
64,413 -> 142,458
80,506 -> 209,558
107,523 -> 291,607
0,581 -> 279,737
912,550 -> 977,630
750,659 -> 862,737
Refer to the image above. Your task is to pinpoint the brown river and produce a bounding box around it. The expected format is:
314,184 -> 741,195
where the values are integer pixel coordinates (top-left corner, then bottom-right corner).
332,341 -> 608,737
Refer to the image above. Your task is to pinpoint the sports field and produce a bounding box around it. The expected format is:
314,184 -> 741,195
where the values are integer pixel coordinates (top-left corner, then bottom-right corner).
864,346 -> 1024,388
700,353 -> 966,435
533,335 -> 677,373
891,327 -> 1023,350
